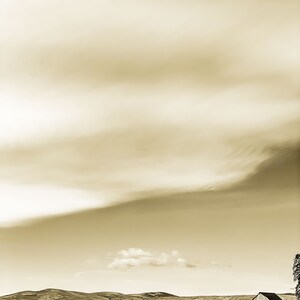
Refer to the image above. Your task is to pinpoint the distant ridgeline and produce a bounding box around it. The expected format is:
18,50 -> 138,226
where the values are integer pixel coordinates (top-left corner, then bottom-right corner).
0,289 -> 296,300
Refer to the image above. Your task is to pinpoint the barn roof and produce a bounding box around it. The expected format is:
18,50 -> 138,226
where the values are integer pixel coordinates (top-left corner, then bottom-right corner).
257,292 -> 283,300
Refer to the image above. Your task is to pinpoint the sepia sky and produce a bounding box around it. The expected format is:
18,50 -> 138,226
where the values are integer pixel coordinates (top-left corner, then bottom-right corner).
0,0 -> 299,296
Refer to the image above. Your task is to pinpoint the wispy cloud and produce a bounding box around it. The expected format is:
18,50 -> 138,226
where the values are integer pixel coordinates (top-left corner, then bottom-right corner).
108,248 -> 196,269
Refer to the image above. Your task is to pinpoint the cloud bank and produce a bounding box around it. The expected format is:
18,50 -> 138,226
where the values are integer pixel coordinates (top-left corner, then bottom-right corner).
0,0 -> 299,225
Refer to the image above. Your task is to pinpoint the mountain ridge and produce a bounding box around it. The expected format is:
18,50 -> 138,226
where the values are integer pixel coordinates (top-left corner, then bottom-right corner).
0,289 -> 296,300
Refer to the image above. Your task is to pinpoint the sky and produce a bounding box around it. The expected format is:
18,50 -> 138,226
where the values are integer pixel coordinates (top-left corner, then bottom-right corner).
0,0 -> 299,296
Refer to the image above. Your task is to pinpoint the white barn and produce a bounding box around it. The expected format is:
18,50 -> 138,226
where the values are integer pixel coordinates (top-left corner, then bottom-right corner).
253,292 -> 283,300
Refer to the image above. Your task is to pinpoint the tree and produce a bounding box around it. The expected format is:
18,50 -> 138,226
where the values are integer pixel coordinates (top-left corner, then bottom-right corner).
293,254 -> 300,300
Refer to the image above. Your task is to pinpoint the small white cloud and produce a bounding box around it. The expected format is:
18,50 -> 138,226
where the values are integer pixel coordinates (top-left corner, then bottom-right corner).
108,248 -> 196,270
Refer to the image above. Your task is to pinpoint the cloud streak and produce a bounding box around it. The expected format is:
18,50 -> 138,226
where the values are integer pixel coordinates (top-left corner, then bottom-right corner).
0,183 -> 110,227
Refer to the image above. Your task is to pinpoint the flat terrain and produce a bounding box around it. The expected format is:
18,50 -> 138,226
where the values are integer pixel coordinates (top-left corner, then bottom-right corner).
0,289 -> 296,300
